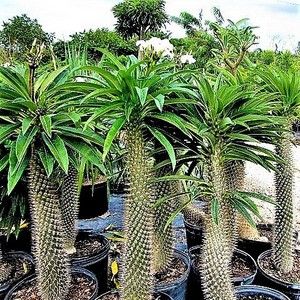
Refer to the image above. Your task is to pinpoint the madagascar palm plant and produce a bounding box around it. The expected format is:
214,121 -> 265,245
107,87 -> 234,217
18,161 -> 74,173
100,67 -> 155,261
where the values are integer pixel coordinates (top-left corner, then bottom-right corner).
256,67 -> 300,274
182,74 -> 280,300
82,50 -> 191,300
0,48 -> 104,300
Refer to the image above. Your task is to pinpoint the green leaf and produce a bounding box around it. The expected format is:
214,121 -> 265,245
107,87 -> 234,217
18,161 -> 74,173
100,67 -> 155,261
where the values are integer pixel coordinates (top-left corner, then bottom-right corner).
154,94 -> 165,112
15,127 -> 38,162
152,112 -> 190,136
103,116 -> 126,161
43,134 -> 69,173
38,149 -> 55,177
0,154 -> 9,172
147,126 -> 176,170
22,117 -> 34,134
0,124 -> 19,143
40,115 -> 52,137
135,87 -> 148,106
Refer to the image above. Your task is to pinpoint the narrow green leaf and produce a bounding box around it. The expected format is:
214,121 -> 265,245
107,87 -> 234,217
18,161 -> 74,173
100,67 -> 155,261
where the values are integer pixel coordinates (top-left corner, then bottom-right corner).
15,127 -> 38,162
103,116 -> 126,161
135,87 -> 148,106
38,149 -> 55,177
147,126 -> 176,170
154,94 -> 165,112
22,117 -> 34,134
40,115 -> 52,137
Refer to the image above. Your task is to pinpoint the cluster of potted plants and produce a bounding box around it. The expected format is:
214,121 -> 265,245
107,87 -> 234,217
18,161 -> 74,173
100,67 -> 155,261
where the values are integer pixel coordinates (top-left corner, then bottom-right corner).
0,35 -> 299,300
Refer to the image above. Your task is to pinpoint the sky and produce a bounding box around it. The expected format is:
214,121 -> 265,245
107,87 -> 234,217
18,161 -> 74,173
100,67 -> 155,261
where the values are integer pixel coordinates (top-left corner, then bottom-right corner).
0,0 -> 299,51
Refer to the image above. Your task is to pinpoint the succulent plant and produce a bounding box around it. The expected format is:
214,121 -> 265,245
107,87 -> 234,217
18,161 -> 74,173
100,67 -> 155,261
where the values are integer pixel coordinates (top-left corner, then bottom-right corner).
28,150 -> 71,300
153,165 -> 179,273
83,50 -> 191,300
60,165 -> 79,254
257,67 -> 300,273
0,45 -> 104,299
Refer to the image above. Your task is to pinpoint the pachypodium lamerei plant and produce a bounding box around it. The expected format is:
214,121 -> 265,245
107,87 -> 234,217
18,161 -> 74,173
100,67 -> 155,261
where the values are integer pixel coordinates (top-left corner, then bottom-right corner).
257,67 -> 300,274
0,45 -> 104,300
153,163 -> 179,273
82,49 -> 190,300
183,75 -> 280,300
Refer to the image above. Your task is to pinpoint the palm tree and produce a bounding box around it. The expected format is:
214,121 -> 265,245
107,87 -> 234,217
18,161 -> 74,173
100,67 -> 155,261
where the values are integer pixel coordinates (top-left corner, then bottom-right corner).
171,11 -> 204,36
82,50 -> 191,300
256,67 -> 300,273
0,48 -> 104,300
182,74 -> 280,300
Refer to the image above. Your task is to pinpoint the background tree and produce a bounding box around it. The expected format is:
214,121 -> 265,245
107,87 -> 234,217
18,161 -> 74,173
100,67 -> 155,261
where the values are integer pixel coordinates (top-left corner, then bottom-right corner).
112,0 -> 169,39
0,14 -> 54,61
171,11 -> 204,36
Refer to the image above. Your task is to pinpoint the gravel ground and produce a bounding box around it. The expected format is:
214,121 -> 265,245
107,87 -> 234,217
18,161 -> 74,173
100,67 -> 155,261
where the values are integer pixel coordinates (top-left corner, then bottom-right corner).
244,143 -> 300,229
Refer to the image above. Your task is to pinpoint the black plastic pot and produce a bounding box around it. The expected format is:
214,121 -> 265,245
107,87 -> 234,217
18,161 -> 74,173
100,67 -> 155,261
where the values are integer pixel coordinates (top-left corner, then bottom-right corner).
0,251 -> 34,300
71,230 -> 110,295
257,250 -> 300,300
187,246 -> 257,300
155,249 -> 190,300
4,267 -> 98,300
95,290 -> 174,300
184,219 -> 203,250
237,224 -> 273,260
236,285 -> 291,299
79,181 -> 108,219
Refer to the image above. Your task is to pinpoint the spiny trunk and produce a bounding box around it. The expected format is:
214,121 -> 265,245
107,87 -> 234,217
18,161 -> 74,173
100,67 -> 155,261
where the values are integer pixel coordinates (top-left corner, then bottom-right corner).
153,165 -> 179,273
200,216 -> 236,300
200,151 -> 236,300
273,132 -> 295,273
28,150 -> 70,300
121,125 -> 154,300
225,161 -> 260,241
60,165 -> 79,254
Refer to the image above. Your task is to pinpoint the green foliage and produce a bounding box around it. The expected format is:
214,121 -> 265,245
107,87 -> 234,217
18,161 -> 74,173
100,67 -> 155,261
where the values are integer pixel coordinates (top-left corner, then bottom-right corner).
171,30 -> 218,69
112,0 -> 169,39
0,14 -> 54,62
171,11 -> 203,35
256,67 -> 300,273
54,28 -> 136,62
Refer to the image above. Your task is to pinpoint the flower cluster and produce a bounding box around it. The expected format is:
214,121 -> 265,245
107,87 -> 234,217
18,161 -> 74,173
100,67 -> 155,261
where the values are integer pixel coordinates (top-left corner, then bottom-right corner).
136,37 -> 174,59
180,54 -> 196,65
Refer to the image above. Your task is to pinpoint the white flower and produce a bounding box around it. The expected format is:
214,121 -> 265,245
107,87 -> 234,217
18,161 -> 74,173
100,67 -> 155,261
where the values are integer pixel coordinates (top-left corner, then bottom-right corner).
180,54 -> 196,64
136,37 -> 174,60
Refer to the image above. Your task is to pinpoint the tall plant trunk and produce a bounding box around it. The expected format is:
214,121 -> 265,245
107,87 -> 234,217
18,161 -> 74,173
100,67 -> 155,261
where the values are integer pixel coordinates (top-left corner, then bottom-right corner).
200,152 -> 236,300
273,132 -> 295,273
0,245 -> 12,283
121,125 -> 154,300
153,165 -> 178,273
60,165 -> 79,254
28,149 -> 70,300
225,161 -> 261,241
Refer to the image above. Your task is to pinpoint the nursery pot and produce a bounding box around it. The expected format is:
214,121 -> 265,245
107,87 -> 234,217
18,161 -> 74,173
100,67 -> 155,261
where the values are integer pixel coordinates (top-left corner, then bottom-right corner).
4,267 -> 98,300
257,250 -> 300,300
0,251 -> 34,300
236,285 -> 291,299
79,179 -> 108,219
95,290 -> 174,300
184,219 -> 203,250
187,246 -> 257,300
155,249 -> 190,300
71,230 -> 110,295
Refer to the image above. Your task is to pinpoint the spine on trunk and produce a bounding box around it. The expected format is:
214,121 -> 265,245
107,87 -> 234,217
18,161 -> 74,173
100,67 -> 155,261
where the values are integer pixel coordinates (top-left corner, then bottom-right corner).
153,165 -> 179,273
60,164 -> 79,253
121,125 -> 155,300
273,132 -> 295,273
199,151 -> 236,300
28,150 -> 70,300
